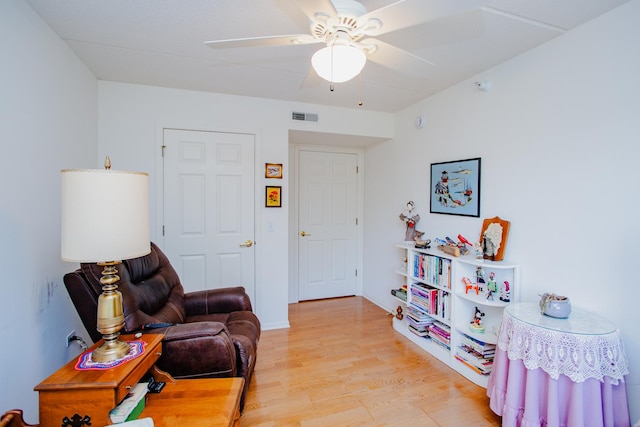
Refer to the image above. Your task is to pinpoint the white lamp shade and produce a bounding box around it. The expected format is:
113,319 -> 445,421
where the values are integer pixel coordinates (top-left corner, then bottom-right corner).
61,168 -> 150,263
311,44 -> 366,83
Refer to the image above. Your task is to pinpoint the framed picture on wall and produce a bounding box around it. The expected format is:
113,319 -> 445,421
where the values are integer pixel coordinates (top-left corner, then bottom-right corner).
265,186 -> 282,207
265,163 -> 283,179
430,157 -> 481,217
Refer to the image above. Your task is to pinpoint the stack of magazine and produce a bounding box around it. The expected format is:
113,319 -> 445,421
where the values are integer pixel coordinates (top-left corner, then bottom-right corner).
427,321 -> 450,350
405,304 -> 434,336
454,333 -> 496,375
109,382 -> 148,423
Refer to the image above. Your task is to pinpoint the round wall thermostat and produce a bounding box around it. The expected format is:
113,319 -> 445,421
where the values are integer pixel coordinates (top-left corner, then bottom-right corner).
415,115 -> 425,129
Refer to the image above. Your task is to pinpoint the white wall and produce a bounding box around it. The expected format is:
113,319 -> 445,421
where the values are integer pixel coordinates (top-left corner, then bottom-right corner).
0,0 -> 98,421
98,82 -> 393,330
364,0 -> 640,421
4,0 -> 638,421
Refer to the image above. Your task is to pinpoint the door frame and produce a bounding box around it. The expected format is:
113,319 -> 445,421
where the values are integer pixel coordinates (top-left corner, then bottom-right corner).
154,122 -> 262,311
290,144 -> 364,303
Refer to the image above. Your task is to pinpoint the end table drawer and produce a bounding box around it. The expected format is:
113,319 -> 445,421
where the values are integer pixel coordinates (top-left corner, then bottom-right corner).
116,341 -> 162,402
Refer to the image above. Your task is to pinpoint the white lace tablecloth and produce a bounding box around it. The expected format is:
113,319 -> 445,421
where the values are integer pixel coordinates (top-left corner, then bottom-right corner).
497,303 -> 629,383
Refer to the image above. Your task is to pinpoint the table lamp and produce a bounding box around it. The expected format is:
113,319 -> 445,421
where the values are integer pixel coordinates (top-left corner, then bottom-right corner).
61,157 -> 150,363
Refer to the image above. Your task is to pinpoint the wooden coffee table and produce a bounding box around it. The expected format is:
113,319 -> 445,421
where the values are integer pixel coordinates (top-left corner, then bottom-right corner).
142,377 -> 243,427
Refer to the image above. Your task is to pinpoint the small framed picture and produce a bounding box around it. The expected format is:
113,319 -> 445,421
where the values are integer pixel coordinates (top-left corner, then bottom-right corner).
265,163 -> 283,179
265,186 -> 282,208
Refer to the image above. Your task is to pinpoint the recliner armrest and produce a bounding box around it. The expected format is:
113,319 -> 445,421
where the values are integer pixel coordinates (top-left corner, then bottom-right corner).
152,321 -> 238,378
184,286 -> 253,315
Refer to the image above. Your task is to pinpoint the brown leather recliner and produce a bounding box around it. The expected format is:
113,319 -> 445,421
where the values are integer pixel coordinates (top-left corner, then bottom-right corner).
63,242 -> 260,410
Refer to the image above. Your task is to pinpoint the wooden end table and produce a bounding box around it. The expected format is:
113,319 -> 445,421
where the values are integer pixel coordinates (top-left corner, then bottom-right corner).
35,334 -> 243,427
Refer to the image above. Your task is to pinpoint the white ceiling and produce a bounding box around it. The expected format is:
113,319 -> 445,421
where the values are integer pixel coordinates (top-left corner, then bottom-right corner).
26,0 -> 629,113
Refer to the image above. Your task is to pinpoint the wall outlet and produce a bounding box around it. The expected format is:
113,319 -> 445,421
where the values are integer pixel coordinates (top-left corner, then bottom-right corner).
66,330 -> 76,347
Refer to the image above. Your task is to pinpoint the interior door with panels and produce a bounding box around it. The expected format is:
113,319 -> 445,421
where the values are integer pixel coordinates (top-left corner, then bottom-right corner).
162,128 -> 255,303
298,150 -> 358,301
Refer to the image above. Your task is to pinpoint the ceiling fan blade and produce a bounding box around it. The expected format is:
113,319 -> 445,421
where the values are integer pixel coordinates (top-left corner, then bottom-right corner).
362,39 -> 434,77
272,0 -> 338,33
358,0 -> 485,37
205,34 -> 320,49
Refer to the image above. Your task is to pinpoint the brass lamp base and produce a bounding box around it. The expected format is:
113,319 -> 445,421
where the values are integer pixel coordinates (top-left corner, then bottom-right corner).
91,333 -> 131,363
93,261 -> 130,363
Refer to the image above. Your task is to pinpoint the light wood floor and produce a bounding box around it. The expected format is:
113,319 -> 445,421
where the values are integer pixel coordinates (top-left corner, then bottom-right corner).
241,296 -> 501,426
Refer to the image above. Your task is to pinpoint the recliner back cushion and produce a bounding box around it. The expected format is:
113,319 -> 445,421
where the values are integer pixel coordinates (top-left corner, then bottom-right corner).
81,243 -> 186,333
120,242 -> 186,331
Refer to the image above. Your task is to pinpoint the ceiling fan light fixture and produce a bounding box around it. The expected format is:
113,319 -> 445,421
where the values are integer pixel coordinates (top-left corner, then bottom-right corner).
311,44 -> 366,83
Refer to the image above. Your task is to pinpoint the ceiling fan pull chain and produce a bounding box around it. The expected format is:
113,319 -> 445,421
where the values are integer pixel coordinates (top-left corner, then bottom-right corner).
330,40 -> 335,85
329,39 -> 335,91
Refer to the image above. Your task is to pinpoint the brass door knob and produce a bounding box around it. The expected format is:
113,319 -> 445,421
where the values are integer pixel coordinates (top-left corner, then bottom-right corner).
240,240 -> 253,247
299,231 -> 311,237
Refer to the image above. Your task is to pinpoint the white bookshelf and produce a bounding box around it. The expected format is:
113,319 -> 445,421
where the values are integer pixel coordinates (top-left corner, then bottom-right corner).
391,242 -> 520,388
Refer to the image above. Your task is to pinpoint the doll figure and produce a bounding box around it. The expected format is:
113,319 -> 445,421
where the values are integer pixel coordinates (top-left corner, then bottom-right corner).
399,201 -> 425,242
486,272 -> 497,300
475,267 -> 485,295
500,281 -> 511,302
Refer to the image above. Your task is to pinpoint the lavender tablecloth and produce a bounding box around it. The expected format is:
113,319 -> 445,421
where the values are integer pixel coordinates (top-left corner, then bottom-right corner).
487,303 -> 630,427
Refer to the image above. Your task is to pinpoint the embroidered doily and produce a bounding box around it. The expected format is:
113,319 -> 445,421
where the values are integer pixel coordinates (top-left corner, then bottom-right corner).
75,340 -> 146,370
497,304 -> 629,383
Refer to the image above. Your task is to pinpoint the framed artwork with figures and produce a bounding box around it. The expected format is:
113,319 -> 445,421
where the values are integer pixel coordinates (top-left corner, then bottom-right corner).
430,157 -> 481,217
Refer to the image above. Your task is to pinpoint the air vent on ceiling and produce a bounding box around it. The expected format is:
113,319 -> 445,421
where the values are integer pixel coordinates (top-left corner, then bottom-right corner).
292,112 -> 319,122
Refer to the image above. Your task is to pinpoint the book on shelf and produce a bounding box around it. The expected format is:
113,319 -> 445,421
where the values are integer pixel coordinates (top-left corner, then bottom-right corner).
428,322 -> 450,340
460,344 -> 495,359
408,324 -> 430,337
428,331 -> 451,349
409,283 -> 451,320
432,336 -> 451,351
410,283 -> 438,315
459,333 -> 496,355
391,288 -> 407,301
412,254 -> 452,289
406,315 -> 434,332
455,348 -> 493,375
109,382 -> 148,423
406,304 -> 434,320
454,355 -> 491,375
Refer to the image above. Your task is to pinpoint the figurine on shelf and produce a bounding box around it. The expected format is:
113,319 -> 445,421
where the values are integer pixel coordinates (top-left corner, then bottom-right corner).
457,234 -> 472,256
446,236 -> 469,255
475,267 -> 486,295
474,243 -> 483,260
486,272 -> 497,300
399,201 -> 425,243
462,277 -> 475,295
470,306 -> 485,333
500,280 -> 511,302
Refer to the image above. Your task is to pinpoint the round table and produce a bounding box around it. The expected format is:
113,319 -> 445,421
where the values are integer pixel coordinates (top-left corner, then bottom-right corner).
487,302 -> 631,427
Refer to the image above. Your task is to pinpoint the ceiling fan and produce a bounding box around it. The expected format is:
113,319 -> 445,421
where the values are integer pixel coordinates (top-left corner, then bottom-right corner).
205,0 -> 485,84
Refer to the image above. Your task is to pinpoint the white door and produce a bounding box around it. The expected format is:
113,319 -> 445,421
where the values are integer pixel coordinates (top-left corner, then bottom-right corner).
162,129 -> 255,303
298,150 -> 358,300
